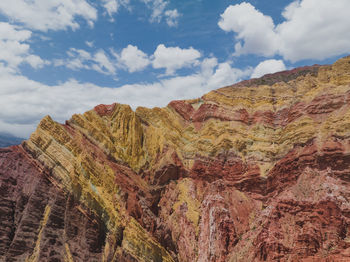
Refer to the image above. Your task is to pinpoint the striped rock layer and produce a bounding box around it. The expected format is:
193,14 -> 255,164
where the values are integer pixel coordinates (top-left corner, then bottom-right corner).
1,56 -> 350,261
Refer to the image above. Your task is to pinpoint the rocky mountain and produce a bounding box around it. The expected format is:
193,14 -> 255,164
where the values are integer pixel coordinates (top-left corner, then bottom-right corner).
1,56 -> 350,261
0,133 -> 23,148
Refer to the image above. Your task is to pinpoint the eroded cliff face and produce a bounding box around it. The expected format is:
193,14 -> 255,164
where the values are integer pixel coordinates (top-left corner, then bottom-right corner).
1,56 -> 350,261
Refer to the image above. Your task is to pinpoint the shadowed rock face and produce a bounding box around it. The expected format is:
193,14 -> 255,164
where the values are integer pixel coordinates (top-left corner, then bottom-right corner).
1,56 -> 350,261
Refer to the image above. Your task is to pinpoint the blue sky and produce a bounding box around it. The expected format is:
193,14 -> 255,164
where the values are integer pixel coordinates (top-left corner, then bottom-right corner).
0,0 -> 349,138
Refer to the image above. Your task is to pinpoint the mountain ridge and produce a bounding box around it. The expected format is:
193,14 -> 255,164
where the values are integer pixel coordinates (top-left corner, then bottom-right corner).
0,132 -> 24,148
1,55 -> 350,261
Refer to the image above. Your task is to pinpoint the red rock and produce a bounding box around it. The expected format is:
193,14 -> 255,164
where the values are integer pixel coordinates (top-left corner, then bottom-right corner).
168,100 -> 195,121
94,103 -> 117,116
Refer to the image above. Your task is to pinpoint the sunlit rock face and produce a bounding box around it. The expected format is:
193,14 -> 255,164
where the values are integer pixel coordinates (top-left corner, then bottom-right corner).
1,56 -> 350,261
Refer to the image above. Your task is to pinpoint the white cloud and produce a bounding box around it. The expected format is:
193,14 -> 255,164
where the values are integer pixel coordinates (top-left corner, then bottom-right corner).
165,9 -> 180,27
101,0 -> 130,17
54,48 -> 117,76
56,44 -> 203,76
25,55 -> 50,69
208,62 -> 253,88
0,0 -> 179,31
200,57 -> 219,77
93,50 -> 117,75
144,0 -> 167,22
0,57 -> 251,138
218,3 -> 279,57
277,0 -> 350,61
0,22 -> 48,70
102,0 -> 119,16
0,22 -> 31,41
54,48 -> 90,70
116,45 -> 150,73
0,0 -> 97,31
219,0 -> 350,62
152,44 -> 201,75
251,59 -> 286,78
141,0 -> 180,26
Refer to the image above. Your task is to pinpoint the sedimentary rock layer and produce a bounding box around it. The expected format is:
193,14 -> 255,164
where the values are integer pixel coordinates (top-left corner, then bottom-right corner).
1,56 -> 350,261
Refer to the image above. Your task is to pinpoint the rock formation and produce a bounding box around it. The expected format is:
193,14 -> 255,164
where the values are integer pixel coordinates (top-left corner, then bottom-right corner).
1,56 -> 350,261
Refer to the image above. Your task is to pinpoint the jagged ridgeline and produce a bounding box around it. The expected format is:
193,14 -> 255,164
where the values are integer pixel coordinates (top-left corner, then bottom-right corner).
1,56 -> 350,261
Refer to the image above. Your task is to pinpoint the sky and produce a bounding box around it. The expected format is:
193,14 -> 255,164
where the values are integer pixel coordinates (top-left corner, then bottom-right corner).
0,0 -> 350,138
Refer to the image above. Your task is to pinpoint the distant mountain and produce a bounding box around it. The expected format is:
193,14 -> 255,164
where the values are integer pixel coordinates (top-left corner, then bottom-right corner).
0,133 -> 24,147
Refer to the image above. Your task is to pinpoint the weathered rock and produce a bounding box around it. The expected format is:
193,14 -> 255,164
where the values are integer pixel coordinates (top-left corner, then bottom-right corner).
1,56 -> 350,261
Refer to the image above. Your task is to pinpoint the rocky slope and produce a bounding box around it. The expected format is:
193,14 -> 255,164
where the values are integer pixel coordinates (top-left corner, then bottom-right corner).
1,56 -> 350,261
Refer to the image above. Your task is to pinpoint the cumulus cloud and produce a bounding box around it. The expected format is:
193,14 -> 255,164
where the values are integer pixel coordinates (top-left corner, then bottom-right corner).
218,3 -> 279,57
251,59 -> 286,78
0,22 -> 49,70
0,0 -> 97,31
277,0 -> 350,61
219,0 -> 350,62
115,45 -> 150,73
152,44 -> 201,75
0,58 -> 251,138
